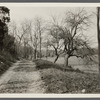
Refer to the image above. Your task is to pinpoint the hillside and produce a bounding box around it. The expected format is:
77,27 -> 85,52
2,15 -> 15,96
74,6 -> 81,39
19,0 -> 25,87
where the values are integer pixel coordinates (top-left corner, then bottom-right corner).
34,59 -> 99,93
0,50 -> 16,76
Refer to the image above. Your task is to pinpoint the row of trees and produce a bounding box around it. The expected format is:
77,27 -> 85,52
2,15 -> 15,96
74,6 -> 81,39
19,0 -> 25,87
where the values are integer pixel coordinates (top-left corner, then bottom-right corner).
9,18 -> 45,59
46,9 -> 94,67
0,6 -> 10,51
0,6 -> 97,68
0,6 -> 18,59
7,8 -> 95,68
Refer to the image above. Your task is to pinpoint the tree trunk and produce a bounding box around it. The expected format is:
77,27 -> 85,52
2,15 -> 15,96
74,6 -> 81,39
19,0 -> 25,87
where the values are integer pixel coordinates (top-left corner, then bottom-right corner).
34,49 -> 37,59
97,7 -> 100,72
40,42 -> 41,59
64,54 -> 69,68
54,55 -> 59,63
46,44 -> 48,60
0,42 -> 3,51
97,8 -> 100,89
39,32 -> 42,59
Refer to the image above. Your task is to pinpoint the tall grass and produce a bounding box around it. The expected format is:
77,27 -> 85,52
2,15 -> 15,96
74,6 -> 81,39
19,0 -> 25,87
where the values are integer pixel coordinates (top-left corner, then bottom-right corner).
40,68 -> 99,93
34,59 -> 99,93
0,50 -> 16,76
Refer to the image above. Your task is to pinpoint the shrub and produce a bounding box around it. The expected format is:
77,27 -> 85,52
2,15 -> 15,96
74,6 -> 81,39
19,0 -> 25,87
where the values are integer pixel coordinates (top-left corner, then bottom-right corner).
35,59 -> 83,73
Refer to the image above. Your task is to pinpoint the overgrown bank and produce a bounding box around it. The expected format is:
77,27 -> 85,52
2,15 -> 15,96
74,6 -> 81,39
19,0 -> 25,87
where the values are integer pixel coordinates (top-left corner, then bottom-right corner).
35,59 -> 99,93
0,50 -> 17,76
0,7 -> 18,76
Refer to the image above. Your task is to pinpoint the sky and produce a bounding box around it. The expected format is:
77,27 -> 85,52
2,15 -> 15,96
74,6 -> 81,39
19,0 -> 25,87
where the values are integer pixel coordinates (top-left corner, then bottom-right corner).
0,4 -> 98,48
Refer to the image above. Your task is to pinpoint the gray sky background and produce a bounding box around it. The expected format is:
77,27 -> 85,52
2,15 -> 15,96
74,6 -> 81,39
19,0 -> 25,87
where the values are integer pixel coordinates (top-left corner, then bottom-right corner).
1,5 -> 98,48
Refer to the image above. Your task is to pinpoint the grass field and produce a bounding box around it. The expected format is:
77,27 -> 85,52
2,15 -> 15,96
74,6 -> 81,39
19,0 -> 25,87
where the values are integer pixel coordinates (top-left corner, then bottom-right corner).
34,55 -> 100,93
34,59 -> 99,93
42,56 -> 99,73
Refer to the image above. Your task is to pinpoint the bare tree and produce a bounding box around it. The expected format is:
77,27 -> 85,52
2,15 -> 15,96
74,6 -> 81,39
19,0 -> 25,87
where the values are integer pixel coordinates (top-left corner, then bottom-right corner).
62,9 -> 94,67
34,17 -> 45,59
10,21 -> 26,45
52,9 -> 94,67
9,21 -> 27,56
30,28 -> 39,60
8,21 -> 22,56
45,40 -> 49,60
48,27 -> 63,63
47,17 -> 64,63
21,20 -> 33,59
11,19 -> 33,59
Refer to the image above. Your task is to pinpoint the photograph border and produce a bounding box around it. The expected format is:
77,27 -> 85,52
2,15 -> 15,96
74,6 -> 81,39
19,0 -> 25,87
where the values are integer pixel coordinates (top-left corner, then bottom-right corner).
0,2 -> 100,99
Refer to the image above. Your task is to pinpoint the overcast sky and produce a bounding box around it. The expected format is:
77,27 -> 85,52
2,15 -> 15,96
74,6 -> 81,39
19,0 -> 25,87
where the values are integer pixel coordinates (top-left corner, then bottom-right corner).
0,4 -> 98,48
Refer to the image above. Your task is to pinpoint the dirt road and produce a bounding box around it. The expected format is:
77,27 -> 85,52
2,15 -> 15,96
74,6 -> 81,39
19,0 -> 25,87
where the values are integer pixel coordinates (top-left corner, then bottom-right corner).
0,60 -> 46,93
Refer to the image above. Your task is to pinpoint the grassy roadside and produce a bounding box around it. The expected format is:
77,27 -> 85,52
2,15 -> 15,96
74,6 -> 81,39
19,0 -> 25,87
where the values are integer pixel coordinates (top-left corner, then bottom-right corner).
0,51 -> 16,76
34,59 -> 99,93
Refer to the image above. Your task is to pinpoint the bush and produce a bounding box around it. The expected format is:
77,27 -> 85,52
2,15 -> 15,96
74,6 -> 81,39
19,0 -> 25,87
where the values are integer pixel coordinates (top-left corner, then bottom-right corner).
0,50 -> 16,63
35,59 -> 64,70
35,59 -> 83,73
0,60 -> 11,76
0,50 -> 16,76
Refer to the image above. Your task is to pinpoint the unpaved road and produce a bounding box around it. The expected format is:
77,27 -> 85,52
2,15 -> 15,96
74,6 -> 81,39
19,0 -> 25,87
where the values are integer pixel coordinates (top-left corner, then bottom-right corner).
0,60 -> 46,93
